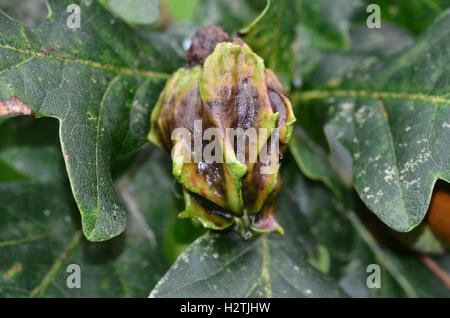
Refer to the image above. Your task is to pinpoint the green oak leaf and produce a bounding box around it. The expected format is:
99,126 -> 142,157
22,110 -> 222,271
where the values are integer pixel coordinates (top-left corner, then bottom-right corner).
294,0 -> 363,50
242,0 -> 362,89
0,118 -> 196,296
290,8 -> 411,181
286,164 -> 450,297
0,0 -> 171,241
298,22 -> 414,90
241,0 -> 299,88
282,158 -> 354,279
294,9 -> 450,232
289,127 -> 349,199
289,22 -> 415,198
149,187 -> 348,298
193,0 -> 257,33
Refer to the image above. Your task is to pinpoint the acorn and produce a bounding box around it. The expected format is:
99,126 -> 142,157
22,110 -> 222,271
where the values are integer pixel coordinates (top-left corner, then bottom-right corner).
148,26 -> 295,239
427,181 -> 450,244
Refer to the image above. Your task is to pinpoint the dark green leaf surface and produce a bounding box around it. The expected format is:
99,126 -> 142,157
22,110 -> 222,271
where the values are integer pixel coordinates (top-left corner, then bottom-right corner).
295,10 -> 450,232
285,168 -> 402,297
290,21 -> 414,196
298,22 -> 414,90
295,0 -> 362,50
0,119 -> 187,296
289,165 -> 450,297
241,0 -> 298,87
290,20 -> 415,198
142,22 -> 197,72
194,0 -> 257,33
1,0 -> 449,300
337,10 -> 450,231
284,159 -> 404,297
149,188 -> 348,298
0,0 -> 170,240
326,204 -> 450,298
284,164 -> 354,279
242,0 -> 362,88
289,128 -> 348,199
0,149 -> 164,297
360,0 -> 449,35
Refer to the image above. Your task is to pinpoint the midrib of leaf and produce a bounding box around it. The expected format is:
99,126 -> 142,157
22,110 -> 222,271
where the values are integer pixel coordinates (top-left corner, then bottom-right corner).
152,243 -> 255,297
246,236 -> 310,298
156,235 -> 278,298
115,79 -> 151,156
293,88 -> 447,225
0,43 -> 170,79
151,235 -> 275,297
261,235 -> 272,297
29,230 -> 82,298
291,89 -> 450,105
375,99 -> 409,225
0,227 -> 71,248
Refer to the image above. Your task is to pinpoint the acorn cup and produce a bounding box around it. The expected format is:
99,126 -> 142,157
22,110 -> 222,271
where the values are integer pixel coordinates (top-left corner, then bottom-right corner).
148,26 -> 295,239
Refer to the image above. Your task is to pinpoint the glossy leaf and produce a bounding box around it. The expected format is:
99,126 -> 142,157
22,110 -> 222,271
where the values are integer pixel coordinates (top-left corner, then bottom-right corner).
150,188 -> 348,298
0,118 -> 193,297
194,0 -> 257,33
243,0 -> 362,88
286,158 -> 450,297
295,10 -> 450,232
289,127 -> 348,199
0,0 -> 171,240
290,22 -> 414,197
241,0 -> 298,87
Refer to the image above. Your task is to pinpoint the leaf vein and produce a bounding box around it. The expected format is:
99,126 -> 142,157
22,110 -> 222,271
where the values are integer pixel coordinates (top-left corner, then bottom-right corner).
0,43 -> 169,79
